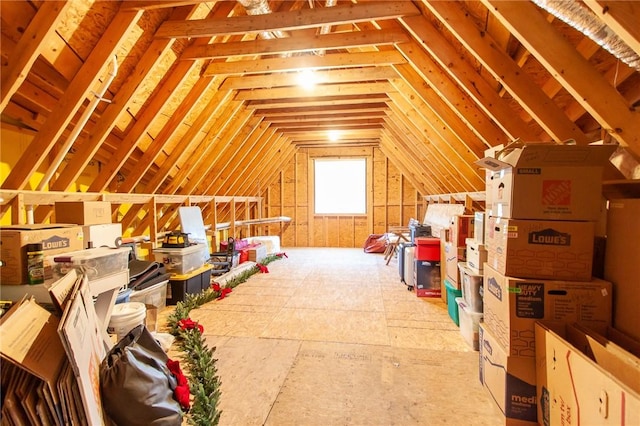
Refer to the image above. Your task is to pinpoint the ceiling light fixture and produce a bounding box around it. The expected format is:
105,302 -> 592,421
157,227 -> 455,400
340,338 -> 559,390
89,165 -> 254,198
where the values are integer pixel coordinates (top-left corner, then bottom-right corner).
297,69 -> 317,90
328,130 -> 340,142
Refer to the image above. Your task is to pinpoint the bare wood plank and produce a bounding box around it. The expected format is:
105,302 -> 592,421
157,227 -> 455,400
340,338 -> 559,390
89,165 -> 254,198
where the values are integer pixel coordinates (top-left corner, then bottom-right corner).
219,66 -> 399,90
424,0 -> 589,145
481,0 -> 640,157
583,0 -> 640,56
182,28 -> 410,59
155,1 -> 420,38
50,5 -> 201,192
0,1 -> 71,112
234,81 -> 395,101
121,0 -> 214,11
1,9 -> 143,190
247,95 -> 390,110
204,50 -> 406,76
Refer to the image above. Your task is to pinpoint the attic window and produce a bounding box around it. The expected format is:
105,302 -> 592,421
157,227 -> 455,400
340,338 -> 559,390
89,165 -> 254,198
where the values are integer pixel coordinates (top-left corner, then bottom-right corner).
314,158 -> 366,215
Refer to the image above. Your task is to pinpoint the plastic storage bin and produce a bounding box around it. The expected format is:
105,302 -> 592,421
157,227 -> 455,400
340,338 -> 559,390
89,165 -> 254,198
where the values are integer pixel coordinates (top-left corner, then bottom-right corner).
129,280 -> 168,332
166,265 -> 213,305
153,244 -> 208,275
456,297 -> 483,350
52,247 -> 130,281
458,262 -> 483,313
414,237 -> 440,261
445,279 -> 463,326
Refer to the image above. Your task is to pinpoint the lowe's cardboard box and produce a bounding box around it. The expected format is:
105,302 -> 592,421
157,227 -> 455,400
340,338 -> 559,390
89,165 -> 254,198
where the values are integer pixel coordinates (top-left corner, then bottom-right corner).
55,201 -> 112,225
0,224 -> 84,284
535,322 -> 640,426
486,216 -> 594,281
479,324 -> 538,425
483,264 -> 612,358
604,198 -> 640,341
476,143 -> 614,221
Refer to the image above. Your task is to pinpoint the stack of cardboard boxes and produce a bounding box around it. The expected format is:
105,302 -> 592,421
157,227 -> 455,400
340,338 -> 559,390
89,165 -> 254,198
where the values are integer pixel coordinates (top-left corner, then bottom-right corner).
476,143 -> 617,425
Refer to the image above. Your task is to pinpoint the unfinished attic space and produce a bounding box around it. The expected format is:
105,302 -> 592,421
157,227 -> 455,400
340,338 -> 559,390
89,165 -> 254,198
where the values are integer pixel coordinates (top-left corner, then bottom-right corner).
1,1 -> 640,425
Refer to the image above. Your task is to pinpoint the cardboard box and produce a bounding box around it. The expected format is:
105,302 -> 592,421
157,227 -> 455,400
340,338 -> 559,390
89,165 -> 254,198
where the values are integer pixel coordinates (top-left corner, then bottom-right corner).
474,211 -> 486,244
0,224 -> 84,284
465,238 -> 487,272
479,324 -> 538,425
82,223 -> 122,249
604,198 -> 640,341
449,214 -> 474,247
486,216 -> 594,281
483,264 -> 612,357
55,201 -> 112,225
535,322 -> 640,426
442,242 -> 465,289
476,144 -> 614,221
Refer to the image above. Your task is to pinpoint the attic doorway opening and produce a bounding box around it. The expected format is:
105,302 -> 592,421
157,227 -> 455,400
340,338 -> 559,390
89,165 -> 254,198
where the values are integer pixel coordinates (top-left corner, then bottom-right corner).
313,158 -> 366,215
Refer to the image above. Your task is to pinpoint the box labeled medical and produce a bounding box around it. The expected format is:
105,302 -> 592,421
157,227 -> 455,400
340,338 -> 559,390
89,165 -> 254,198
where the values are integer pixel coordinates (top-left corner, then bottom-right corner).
486,216 -> 594,281
476,144 -> 614,221
479,324 -> 537,425
535,322 -> 640,426
55,201 -> 113,225
0,224 -> 84,284
483,264 -> 612,358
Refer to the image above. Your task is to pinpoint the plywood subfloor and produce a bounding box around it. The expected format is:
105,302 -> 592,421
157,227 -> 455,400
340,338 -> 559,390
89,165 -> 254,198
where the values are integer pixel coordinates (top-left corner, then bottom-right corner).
165,248 -> 502,425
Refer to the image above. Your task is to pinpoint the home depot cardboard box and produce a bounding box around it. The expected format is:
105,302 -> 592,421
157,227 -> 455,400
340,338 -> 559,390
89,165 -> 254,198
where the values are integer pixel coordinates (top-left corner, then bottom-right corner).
535,322 -> 640,426
479,324 -> 537,425
0,224 -> 84,284
604,198 -> 640,341
55,201 -> 112,225
483,264 -> 612,357
486,216 -> 595,281
476,143 -> 614,221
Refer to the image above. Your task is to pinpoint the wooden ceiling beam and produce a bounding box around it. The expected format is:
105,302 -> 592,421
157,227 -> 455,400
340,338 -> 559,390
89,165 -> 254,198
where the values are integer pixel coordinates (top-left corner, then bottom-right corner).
184,28 -> 410,59
155,1 -> 420,39
582,0 -> 640,55
220,66 -> 398,90
254,103 -> 389,117
1,9 -> 143,190
400,13 -> 543,142
378,137 -> 435,195
235,81 -> 395,101
482,0 -> 640,158
247,95 -> 389,110
0,1 -> 71,112
266,111 -> 387,123
424,0 -> 590,145
204,50 -> 406,76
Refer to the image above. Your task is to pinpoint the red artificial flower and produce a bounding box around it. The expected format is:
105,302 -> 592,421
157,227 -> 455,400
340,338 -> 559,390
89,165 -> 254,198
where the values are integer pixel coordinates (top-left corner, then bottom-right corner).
211,282 -> 221,292
177,318 -> 204,333
167,359 -> 191,411
256,263 -> 269,273
217,286 -> 232,300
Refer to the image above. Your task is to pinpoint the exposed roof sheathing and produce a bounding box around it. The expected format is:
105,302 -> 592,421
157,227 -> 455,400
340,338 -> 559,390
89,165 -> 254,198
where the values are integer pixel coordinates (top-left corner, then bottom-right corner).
1,0 -> 639,196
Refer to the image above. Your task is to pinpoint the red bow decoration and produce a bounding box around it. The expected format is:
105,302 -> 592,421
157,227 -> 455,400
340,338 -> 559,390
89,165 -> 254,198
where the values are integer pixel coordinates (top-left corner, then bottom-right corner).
256,263 -> 269,273
177,318 -> 204,334
167,359 -> 191,411
276,252 -> 288,258
217,286 -> 232,300
211,282 -> 221,292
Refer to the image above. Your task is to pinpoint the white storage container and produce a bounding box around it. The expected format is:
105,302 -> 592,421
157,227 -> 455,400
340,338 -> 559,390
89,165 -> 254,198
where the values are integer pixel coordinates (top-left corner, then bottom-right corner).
458,262 -> 483,313
52,247 -> 130,281
403,245 -> 415,288
456,297 -> 483,351
153,244 -> 208,275
129,280 -> 168,332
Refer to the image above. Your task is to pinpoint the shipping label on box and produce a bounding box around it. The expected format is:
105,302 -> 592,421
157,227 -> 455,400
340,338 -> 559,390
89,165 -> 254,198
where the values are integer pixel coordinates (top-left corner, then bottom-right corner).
479,324 -> 538,425
483,264 -> 612,358
486,216 -> 594,281
0,225 -> 84,285
476,144 -> 614,221
535,322 -> 640,426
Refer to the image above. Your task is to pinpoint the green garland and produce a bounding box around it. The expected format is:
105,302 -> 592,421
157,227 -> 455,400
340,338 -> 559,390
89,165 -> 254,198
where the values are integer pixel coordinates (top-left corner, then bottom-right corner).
166,254 -> 284,426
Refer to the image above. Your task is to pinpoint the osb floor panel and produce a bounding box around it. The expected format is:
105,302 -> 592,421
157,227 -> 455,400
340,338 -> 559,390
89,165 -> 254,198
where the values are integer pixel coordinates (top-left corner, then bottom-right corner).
166,248 -> 503,425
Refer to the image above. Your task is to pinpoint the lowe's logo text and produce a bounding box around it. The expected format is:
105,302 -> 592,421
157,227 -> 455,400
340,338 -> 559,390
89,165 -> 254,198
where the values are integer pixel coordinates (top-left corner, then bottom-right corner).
528,228 -> 571,246
42,235 -> 70,251
487,277 -> 502,301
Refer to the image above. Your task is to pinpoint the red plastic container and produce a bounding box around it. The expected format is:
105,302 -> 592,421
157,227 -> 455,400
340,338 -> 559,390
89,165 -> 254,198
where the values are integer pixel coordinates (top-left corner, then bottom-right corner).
415,237 -> 441,261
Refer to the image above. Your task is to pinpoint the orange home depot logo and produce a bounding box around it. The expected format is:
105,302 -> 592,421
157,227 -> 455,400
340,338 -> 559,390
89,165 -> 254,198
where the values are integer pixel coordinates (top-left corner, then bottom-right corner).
541,180 -> 571,205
